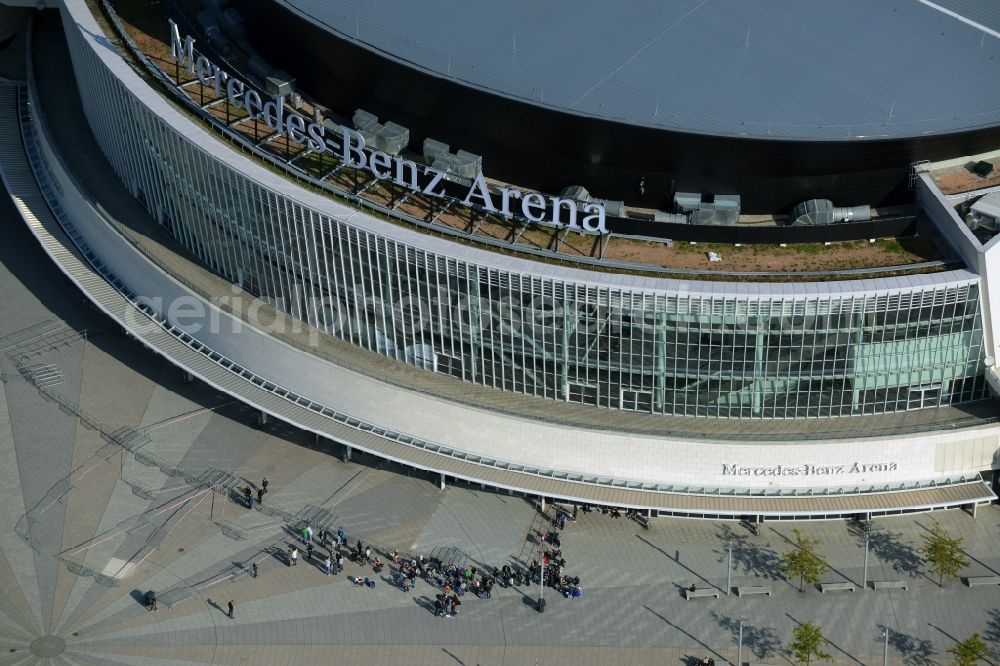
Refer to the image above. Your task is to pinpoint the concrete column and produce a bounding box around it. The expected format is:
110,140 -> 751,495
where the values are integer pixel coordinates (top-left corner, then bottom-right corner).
439,474 -> 446,490
181,371 -> 194,384
540,496 -> 546,512
257,411 -> 267,427
342,445 -> 352,463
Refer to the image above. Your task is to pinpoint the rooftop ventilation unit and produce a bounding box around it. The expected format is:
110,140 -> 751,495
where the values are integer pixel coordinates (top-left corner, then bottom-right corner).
376,121 -> 410,155
423,138 -> 449,164
673,192 -> 701,214
453,150 -> 482,178
265,73 -> 295,97
966,192 -> 1000,232
423,139 -> 480,178
558,185 -> 591,202
558,187 -> 623,218
790,199 -> 871,226
352,109 -> 379,131
674,192 -> 741,225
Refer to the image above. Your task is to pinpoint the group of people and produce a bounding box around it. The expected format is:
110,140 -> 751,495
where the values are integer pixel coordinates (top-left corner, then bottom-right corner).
286,524 -> 349,574
275,505 -> 585,609
242,477 -> 269,510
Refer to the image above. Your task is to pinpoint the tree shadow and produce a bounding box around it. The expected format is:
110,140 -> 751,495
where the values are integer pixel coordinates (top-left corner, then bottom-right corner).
711,612 -> 782,660
715,525 -> 784,582
866,530 -> 924,579
985,609 -> 1000,658
881,626 -> 938,666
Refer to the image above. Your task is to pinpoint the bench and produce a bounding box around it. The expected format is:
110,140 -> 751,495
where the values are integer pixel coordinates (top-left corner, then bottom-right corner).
736,586 -> 771,597
964,575 -> 1000,587
872,580 -> 908,591
684,587 -> 720,600
820,582 -> 856,593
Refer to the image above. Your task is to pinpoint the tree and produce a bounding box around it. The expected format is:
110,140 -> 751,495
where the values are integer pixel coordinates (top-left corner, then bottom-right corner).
780,529 -> 829,592
920,521 -> 969,587
787,622 -> 832,666
947,633 -> 988,666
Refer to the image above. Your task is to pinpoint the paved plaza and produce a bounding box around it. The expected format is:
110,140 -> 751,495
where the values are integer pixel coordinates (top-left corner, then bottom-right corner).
1,184 -> 1000,665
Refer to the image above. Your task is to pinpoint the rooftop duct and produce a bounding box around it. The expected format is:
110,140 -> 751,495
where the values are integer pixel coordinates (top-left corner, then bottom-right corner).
790,199 -> 871,226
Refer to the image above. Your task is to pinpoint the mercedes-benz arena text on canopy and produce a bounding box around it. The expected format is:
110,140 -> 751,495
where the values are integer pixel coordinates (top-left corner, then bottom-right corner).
13,0 -> 1000,518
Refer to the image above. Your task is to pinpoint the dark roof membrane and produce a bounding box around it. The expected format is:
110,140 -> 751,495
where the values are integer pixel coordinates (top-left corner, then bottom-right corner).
276,0 -> 1000,140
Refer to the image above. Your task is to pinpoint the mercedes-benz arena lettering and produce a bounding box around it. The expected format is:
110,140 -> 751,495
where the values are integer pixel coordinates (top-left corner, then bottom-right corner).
170,21 -> 608,234
7,0 -> 1000,518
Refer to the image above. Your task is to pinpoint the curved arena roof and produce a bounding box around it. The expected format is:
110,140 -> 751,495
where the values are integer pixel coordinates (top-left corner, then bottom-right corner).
275,0 -> 1000,140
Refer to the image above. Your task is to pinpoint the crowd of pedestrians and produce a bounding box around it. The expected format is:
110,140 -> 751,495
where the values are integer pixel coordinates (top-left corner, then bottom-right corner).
246,485 -> 587,617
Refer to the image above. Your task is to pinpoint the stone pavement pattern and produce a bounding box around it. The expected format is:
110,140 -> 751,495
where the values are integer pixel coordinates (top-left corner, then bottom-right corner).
1,124 -> 1000,665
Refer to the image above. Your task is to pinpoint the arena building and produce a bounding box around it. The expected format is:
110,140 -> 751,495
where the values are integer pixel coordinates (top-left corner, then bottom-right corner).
2,0 -> 1000,519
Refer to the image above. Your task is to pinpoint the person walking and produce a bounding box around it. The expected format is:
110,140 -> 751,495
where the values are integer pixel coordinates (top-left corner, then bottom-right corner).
336,552 -> 344,574
323,555 -> 332,575
227,600 -> 234,619
289,546 -> 298,567
256,486 -> 264,505
306,542 -> 314,561
252,562 -> 258,579
244,486 -> 253,510
261,477 -> 269,494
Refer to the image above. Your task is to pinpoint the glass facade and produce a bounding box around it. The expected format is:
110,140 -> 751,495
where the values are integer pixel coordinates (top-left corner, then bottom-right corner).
64,25 -> 989,419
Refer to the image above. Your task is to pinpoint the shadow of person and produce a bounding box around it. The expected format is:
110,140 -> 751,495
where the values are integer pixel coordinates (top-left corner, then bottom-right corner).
129,589 -> 148,608
413,595 -> 437,614
205,598 -> 227,616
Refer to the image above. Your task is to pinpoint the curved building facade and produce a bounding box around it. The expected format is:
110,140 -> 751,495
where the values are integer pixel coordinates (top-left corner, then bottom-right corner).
60,15 -> 989,419
7,0 -> 999,516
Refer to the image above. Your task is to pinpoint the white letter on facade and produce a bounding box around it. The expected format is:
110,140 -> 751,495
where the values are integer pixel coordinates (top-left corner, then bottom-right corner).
306,121 -> 326,152
393,157 -> 419,190
582,203 -> 608,233
550,197 -> 579,229
169,20 -> 196,74
463,172 -> 497,212
341,127 -> 367,168
261,95 -> 286,132
500,187 -> 522,218
285,113 -> 306,144
369,151 -> 392,179
521,192 -> 546,222
244,90 -> 263,119
226,77 -> 244,108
